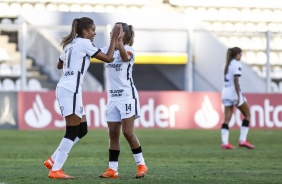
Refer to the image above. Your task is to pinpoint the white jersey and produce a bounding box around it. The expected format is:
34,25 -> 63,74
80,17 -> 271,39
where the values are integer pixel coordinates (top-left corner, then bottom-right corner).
101,45 -> 138,101
57,37 -> 100,93
222,59 -> 243,101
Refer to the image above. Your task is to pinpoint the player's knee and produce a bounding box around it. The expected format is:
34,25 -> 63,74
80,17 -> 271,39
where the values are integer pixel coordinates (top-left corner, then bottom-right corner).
78,122 -> 88,139
64,125 -> 80,141
109,130 -> 120,140
122,130 -> 134,139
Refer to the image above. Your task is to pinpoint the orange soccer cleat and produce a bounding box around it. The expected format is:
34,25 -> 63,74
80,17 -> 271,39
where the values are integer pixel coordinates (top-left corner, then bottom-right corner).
221,143 -> 236,150
48,169 -> 74,179
43,157 -> 54,170
99,168 -> 118,178
135,164 -> 148,178
239,140 -> 255,149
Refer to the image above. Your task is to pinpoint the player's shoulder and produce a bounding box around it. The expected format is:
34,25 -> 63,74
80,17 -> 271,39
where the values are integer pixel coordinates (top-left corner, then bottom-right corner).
124,44 -> 134,52
230,59 -> 241,67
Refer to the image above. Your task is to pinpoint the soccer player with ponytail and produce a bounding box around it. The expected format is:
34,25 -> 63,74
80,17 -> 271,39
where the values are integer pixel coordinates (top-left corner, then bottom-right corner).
43,17 -> 121,179
221,47 -> 255,150
99,22 -> 148,179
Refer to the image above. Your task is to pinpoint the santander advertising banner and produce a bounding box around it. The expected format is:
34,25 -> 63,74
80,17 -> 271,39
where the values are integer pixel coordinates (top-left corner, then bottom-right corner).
18,91 -> 282,130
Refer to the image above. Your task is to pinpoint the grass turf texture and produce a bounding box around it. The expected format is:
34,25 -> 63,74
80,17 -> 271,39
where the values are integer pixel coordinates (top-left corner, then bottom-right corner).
0,129 -> 281,184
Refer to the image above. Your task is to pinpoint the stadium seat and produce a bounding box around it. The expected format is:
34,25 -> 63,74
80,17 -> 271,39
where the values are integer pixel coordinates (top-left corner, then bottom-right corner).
272,37 -> 282,50
223,22 -> 234,32
0,48 -> 9,61
34,3 -> 45,11
9,3 -> 21,16
245,51 -> 256,65
1,18 -> 13,24
82,4 -> 93,12
46,4 -> 57,11
270,52 -> 279,65
22,3 -> 33,11
271,82 -> 279,93
279,81 -> 282,92
257,23 -> 268,32
257,52 -> 267,65
212,22 -> 223,31
28,78 -> 42,91
251,66 -> 263,77
272,66 -> 282,79
15,78 -> 21,91
70,4 -> 81,12
229,37 -> 240,47
263,9 -> 273,21
251,37 -> 265,50
246,23 -> 257,32
235,22 -> 246,32
2,78 -> 16,91
268,23 -> 279,32
0,63 -> 12,76
240,37 -> 251,50
12,64 -> 21,76
58,4 -> 69,11
0,3 -> 9,16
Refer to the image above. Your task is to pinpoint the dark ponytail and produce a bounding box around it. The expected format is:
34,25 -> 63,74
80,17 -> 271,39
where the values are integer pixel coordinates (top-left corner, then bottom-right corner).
224,47 -> 242,75
61,17 -> 94,49
60,18 -> 79,49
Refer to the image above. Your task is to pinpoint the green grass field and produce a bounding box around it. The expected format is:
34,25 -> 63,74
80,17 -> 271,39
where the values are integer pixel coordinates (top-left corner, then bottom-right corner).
0,129 -> 281,184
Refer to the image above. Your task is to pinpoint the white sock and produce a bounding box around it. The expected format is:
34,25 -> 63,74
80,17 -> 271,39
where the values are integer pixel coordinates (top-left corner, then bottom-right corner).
133,153 -> 145,165
109,161 -> 118,171
221,128 -> 229,144
240,126 -> 249,142
52,138 -> 74,171
51,137 -> 80,161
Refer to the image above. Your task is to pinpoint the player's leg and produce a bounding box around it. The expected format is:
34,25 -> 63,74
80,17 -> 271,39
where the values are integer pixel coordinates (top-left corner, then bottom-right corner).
44,92 -> 87,170
47,115 -> 88,166
48,114 -> 80,179
237,100 -> 255,149
120,99 -> 148,178
100,102 -> 121,179
47,88 -> 82,179
221,104 -> 235,149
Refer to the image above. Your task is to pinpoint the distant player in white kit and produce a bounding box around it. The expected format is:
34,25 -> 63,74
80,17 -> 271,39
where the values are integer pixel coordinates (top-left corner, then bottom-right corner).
99,22 -> 148,179
221,47 -> 255,150
43,17 -> 121,179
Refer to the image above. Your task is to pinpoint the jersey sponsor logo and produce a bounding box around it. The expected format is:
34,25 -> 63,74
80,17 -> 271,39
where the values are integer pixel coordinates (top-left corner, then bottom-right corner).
109,89 -> 124,97
106,64 -> 122,71
194,95 -> 220,129
64,71 -> 74,76
24,94 -> 52,128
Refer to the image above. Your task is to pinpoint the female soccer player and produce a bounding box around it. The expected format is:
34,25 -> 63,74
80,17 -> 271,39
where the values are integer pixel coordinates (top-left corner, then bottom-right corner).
43,17 -> 121,179
99,22 -> 148,179
221,47 -> 255,150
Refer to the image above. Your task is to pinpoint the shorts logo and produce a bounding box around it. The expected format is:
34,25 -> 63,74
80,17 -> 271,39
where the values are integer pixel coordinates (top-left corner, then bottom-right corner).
80,107 -> 83,114
60,106 -> 64,116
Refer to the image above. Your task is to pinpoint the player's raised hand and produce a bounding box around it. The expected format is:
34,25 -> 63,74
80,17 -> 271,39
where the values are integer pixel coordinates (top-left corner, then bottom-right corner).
111,24 -> 122,39
117,26 -> 124,42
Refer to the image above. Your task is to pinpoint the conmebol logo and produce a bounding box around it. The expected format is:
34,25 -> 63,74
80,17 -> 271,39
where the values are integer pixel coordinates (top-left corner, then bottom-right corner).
194,96 -> 220,129
24,94 -> 52,128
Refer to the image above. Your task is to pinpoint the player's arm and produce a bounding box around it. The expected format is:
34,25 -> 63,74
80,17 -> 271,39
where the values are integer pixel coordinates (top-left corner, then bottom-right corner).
94,24 -> 122,63
57,53 -> 64,69
234,75 -> 240,99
